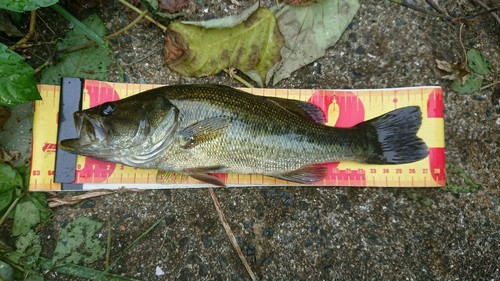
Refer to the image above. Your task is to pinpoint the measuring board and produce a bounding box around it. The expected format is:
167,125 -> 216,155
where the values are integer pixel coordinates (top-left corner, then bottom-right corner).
29,78 -> 446,191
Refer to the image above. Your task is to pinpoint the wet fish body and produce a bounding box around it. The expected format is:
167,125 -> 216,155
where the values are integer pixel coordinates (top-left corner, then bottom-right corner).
60,84 -> 428,186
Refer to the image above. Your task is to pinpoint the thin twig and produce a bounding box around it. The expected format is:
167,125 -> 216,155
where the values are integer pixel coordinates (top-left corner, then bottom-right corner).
96,213 -> 168,280
480,81 -> 500,90
34,58 -> 51,73
471,0 -> 500,25
391,0 -> 500,22
459,23 -> 467,65
59,9 -> 148,53
9,10 -> 37,50
389,0 -> 451,19
106,9 -> 149,40
47,190 -> 114,207
117,0 -> 168,32
425,0 -> 450,17
106,219 -> 112,268
208,188 -> 257,281
223,69 -> 255,88
0,194 -> 22,227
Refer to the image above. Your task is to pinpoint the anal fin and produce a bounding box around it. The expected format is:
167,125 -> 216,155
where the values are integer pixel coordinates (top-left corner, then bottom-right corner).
156,167 -> 227,187
270,165 -> 327,184
189,173 -> 227,188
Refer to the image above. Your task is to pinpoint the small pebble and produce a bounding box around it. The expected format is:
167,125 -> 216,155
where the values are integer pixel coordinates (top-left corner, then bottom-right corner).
155,266 -> 164,276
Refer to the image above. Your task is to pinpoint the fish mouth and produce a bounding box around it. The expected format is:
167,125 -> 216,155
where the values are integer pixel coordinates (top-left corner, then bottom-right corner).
59,111 -> 109,152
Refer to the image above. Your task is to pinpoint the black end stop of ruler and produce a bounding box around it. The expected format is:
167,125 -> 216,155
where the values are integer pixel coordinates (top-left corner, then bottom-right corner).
55,77 -> 84,190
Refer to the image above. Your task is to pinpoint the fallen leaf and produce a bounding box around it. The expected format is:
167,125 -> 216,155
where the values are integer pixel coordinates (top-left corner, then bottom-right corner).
269,0 -> 360,85
284,0 -> 317,6
467,48 -> 491,75
41,14 -> 111,85
451,74 -> 483,95
435,59 -> 453,73
52,217 -> 105,267
159,0 -> 188,13
164,4 -> 283,87
5,229 -> 42,270
182,2 -> 259,28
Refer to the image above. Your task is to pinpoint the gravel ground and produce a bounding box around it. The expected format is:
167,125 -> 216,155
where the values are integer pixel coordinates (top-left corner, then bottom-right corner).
2,0 -> 500,280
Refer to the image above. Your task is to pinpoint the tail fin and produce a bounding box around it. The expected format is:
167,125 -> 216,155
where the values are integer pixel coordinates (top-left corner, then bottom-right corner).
357,106 -> 428,164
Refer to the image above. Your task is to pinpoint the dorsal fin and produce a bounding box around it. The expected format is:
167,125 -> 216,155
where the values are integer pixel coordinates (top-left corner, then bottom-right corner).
266,97 -> 326,124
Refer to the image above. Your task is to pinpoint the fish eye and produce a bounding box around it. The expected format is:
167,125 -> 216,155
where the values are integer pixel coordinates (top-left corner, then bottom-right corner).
99,102 -> 116,116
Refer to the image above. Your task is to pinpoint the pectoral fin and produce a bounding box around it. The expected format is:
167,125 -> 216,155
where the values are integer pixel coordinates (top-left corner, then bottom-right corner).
271,165 -> 327,184
266,97 -> 326,124
178,117 -> 230,149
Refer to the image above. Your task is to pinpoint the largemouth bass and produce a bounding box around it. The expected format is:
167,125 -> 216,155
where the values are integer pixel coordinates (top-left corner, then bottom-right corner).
60,84 -> 428,186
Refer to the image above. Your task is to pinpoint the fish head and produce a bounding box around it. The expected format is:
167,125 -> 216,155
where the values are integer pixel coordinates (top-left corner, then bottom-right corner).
60,94 -> 178,160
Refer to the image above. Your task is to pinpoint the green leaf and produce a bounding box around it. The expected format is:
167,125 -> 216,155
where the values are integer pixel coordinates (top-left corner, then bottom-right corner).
182,2 -> 259,28
41,14 -> 111,85
0,189 -> 14,213
6,229 -> 42,270
467,49 -> 491,75
0,11 -> 24,37
143,0 -> 159,11
52,217 -> 105,267
0,43 -> 42,106
164,7 -> 284,87
29,192 -> 51,221
451,74 -> 483,95
15,163 -> 30,189
12,201 -> 40,236
0,0 -> 58,12
0,163 -> 23,190
0,260 -> 14,281
270,0 -> 360,85
25,271 -> 44,281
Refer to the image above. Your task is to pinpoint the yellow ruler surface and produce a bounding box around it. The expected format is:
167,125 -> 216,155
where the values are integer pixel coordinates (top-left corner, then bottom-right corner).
29,80 -> 446,190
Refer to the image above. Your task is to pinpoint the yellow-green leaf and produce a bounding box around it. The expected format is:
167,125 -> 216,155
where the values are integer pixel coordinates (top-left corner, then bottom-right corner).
164,7 -> 284,87
270,0 -> 360,85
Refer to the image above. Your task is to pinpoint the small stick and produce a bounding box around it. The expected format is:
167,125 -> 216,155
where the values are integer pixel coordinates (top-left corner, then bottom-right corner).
471,0 -> 500,24
59,9 -> 148,53
425,0 -> 450,17
117,0 -> 168,32
389,0 -> 451,19
9,11 -> 37,50
208,188 -> 257,281
105,219 -> 112,268
480,81 -> 500,90
223,69 -> 255,88
459,23 -> 467,66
